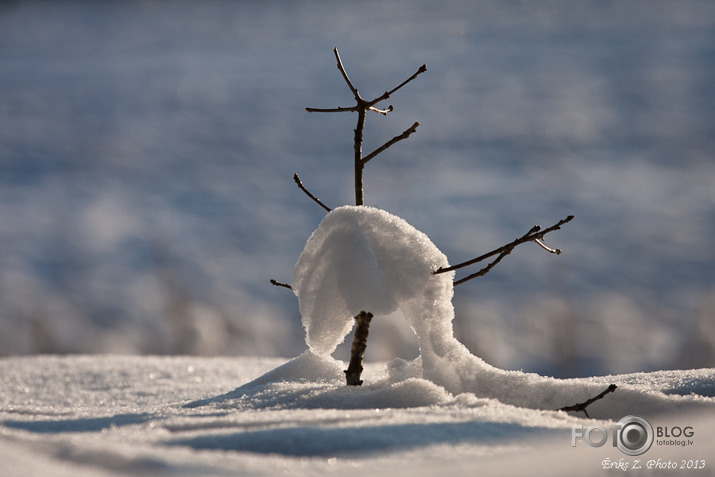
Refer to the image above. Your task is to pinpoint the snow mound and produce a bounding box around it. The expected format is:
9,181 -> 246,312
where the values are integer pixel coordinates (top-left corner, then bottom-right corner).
2,356 -> 715,477
204,351 -> 715,419
292,206 -> 454,355
186,350 -> 454,410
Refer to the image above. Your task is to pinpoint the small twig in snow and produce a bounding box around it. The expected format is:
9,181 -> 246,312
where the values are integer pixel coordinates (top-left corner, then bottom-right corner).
558,384 -> 618,419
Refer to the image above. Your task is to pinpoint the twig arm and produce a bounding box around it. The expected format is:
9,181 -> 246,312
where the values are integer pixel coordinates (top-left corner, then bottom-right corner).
306,105 -> 358,113
294,173 -> 331,212
435,215 -> 574,275
269,279 -> 292,290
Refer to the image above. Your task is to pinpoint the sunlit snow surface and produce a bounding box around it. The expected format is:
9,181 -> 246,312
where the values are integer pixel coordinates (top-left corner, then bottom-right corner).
1,355 -> 714,477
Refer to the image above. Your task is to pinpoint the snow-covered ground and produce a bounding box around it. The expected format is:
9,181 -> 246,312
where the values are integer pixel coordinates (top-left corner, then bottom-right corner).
1,355 -> 713,477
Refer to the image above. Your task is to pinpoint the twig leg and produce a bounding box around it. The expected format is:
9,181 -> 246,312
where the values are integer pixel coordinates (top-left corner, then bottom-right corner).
344,311 -> 373,386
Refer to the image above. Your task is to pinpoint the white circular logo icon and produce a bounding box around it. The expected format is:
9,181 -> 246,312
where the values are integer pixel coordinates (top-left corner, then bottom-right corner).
616,415 -> 653,456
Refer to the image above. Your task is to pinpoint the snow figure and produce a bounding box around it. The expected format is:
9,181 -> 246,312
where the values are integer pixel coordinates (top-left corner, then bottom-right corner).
290,206 -> 621,411
292,205 -> 500,397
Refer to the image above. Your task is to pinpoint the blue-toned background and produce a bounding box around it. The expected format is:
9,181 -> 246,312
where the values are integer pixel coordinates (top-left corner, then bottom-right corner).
1,0 -> 714,377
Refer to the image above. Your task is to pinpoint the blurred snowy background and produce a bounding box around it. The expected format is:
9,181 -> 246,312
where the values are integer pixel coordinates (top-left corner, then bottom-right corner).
1,0 -> 713,377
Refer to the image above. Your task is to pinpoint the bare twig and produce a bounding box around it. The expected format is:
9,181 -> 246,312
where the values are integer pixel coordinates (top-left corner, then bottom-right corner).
354,108 -> 367,205
558,384 -> 617,418
269,279 -> 292,290
453,250 -> 511,286
367,64 -> 427,107
305,47 -> 426,206
305,106 -> 358,113
362,122 -> 420,165
435,215 -> 574,283
294,173 -> 331,212
451,224 -> 539,286
344,311 -> 373,386
368,105 -> 394,115
534,238 -> 561,255
333,47 -> 360,100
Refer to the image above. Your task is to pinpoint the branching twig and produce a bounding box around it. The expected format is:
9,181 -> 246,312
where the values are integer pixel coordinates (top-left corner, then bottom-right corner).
558,384 -> 617,418
453,250 -> 511,287
294,173 -> 331,212
305,47 -> 426,206
435,215 -> 574,286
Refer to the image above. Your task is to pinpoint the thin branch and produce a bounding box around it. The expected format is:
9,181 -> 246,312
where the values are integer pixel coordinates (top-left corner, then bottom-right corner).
437,225 -> 540,275
435,215 -> 574,275
294,173 -> 331,212
270,279 -> 292,290
333,47 -> 361,101
306,106 -> 358,113
453,250 -> 511,286
304,47 -> 426,206
362,122 -> 420,165
452,223 -> 539,286
367,64 -> 428,107
368,105 -> 394,115
534,238 -> 561,255
558,384 -> 617,419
